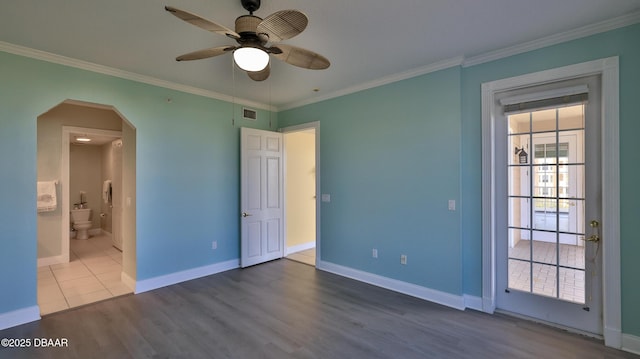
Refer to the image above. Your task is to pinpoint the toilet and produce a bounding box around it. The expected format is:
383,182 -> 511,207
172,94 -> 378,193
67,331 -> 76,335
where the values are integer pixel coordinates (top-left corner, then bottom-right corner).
70,208 -> 92,240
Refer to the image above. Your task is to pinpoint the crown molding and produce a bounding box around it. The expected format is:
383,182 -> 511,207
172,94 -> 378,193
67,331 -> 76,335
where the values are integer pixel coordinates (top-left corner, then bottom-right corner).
463,10 -> 640,67
278,56 -> 465,111
2,10 -> 638,113
279,11 -> 640,111
0,41 -> 275,111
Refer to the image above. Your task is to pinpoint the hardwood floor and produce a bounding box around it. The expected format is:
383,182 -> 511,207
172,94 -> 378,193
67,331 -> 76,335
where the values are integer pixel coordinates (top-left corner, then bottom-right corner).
0,259 -> 636,358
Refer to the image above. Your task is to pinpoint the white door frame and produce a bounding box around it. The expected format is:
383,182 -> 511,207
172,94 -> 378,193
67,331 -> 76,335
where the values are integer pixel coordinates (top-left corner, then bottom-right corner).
481,57 -> 621,347
281,121 -> 321,266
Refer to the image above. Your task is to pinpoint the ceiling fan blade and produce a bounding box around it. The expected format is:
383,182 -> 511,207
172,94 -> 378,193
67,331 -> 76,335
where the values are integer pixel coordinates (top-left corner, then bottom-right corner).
165,6 -> 240,39
272,44 -> 330,70
176,46 -> 235,61
247,63 -> 271,81
257,10 -> 308,42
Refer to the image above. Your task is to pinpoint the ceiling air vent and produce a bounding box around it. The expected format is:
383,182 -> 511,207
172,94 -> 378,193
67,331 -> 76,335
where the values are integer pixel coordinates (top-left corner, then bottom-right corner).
243,107 -> 257,121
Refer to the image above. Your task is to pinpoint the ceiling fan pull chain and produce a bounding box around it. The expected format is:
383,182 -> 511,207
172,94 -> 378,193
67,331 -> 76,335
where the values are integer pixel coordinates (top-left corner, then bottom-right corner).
269,79 -> 272,129
231,58 -> 236,127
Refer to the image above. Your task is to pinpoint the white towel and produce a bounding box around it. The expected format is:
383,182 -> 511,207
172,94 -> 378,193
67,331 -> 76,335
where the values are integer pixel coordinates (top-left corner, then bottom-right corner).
37,181 -> 57,212
103,180 -> 112,204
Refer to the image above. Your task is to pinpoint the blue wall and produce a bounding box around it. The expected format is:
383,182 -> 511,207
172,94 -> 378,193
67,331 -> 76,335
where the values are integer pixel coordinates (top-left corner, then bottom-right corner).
280,68 -> 463,294
281,24 -> 640,336
1,22 -> 639,337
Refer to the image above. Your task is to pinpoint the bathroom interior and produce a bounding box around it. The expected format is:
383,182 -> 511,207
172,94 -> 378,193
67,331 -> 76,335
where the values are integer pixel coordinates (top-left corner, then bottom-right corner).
36,100 -> 136,315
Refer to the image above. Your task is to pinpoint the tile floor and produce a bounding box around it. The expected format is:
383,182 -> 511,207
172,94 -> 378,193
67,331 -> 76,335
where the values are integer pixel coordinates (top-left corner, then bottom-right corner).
37,234 -> 132,315
286,248 -> 316,266
508,239 -> 586,303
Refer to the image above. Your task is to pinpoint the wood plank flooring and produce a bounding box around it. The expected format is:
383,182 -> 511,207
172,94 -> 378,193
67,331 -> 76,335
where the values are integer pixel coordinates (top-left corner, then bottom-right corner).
0,259 -> 636,358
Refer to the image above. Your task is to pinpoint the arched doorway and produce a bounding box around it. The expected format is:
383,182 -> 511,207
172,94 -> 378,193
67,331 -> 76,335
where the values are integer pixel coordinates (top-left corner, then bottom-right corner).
36,100 -> 137,315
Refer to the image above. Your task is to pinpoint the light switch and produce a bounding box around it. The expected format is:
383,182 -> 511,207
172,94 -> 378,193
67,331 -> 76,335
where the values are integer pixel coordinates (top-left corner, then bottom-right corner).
321,194 -> 331,202
448,200 -> 456,211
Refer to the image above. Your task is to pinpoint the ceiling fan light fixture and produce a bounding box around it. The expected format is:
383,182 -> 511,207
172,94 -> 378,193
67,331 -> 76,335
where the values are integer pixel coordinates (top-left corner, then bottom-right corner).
233,47 -> 269,72
165,3 -> 330,81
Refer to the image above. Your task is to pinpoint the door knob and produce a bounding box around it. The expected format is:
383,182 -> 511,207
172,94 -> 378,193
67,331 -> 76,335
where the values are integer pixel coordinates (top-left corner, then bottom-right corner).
241,212 -> 252,218
586,219 -> 600,242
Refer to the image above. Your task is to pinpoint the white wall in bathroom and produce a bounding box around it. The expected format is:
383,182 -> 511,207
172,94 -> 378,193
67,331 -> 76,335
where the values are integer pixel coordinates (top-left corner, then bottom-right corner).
101,142 -> 114,234
70,144 -> 102,230
37,103 -> 122,259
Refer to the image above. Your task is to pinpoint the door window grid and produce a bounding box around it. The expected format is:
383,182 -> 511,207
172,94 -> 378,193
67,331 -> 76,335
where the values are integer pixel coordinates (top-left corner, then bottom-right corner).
507,105 -> 586,304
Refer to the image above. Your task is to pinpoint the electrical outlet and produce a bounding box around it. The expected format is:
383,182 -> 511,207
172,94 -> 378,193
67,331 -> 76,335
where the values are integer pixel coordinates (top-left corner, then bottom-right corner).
212,241 -> 218,250
400,254 -> 407,265
372,248 -> 378,258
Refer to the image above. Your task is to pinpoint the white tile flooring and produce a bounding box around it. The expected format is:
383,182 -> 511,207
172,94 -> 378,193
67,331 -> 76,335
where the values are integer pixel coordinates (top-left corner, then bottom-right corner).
286,248 -> 316,266
38,234 -> 132,315
508,240 -> 585,303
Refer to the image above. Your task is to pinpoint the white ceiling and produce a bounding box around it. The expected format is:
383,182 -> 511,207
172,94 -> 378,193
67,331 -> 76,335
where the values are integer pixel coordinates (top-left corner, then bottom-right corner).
1,0 -> 639,110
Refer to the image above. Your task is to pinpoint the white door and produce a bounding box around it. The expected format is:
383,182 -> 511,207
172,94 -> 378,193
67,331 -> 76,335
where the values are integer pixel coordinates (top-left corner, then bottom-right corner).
515,132 -> 582,245
240,127 -> 284,267
497,76 -> 602,334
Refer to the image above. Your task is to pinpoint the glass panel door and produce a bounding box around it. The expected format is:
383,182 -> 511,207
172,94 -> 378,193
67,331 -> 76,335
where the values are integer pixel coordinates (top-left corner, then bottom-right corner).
507,104 -> 586,304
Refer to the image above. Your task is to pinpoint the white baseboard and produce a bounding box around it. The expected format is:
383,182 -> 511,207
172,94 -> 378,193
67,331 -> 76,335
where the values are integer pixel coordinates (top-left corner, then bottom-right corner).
604,326 -> 622,349
623,333 -> 640,355
482,296 -> 496,314
101,230 -> 112,237
121,271 -> 136,292
317,260 -> 465,310
134,259 -> 240,294
0,306 -> 40,331
37,254 -> 69,267
285,242 -> 315,256
463,295 -> 483,311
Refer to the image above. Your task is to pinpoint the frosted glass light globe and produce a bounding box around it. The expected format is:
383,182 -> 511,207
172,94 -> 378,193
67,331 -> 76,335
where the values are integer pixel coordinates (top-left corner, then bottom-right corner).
233,47 -> 269,72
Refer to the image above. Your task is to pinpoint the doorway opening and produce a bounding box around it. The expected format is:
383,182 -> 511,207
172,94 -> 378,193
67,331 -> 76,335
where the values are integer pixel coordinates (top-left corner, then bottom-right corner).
283,124 -> 318,267
239,122 -> 320,268
481,57 -> 620,346
36,100 -> 137,315
282,122 -> 320,267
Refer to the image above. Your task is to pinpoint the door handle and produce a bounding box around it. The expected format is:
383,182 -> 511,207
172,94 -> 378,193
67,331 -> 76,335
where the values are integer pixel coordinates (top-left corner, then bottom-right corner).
586,220 -> 600,242
586,235 -> 600,242
241,212 -> 252,218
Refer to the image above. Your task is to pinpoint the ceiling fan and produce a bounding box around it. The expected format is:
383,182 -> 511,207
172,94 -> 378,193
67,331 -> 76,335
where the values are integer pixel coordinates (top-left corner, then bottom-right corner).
165,0 -> 330,81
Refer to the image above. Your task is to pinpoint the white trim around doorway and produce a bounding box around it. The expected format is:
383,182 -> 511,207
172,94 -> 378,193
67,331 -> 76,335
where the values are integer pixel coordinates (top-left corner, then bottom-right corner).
481,57 -> 620,348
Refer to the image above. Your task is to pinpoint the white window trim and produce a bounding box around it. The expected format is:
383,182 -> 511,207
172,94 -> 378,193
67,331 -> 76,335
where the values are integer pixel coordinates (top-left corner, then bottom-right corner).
481,57 -> 620,348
